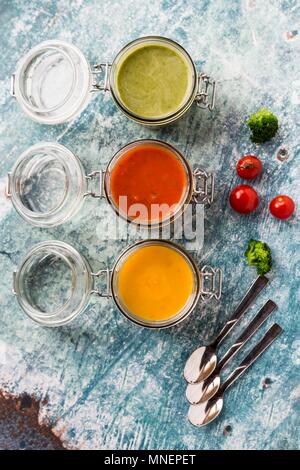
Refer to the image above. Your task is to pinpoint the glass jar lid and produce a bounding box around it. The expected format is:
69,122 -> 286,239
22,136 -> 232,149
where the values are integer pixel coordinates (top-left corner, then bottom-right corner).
7,142 -> 87,227
12,40 -> 92,124
13,241 -> 93,327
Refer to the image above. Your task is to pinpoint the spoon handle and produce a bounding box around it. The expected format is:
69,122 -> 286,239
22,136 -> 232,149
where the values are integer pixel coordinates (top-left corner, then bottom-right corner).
220,323 -> 283,393
212,275 -> 269,348
217,299 -> 277,371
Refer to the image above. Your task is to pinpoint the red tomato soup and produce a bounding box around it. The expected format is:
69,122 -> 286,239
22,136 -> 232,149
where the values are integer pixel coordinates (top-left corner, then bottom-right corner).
109,142 -> 189,223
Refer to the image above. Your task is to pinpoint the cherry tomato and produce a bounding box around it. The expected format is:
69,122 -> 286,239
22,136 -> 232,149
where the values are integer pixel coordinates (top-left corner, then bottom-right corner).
236,155 -> 263,180
229,185 -> 259,214
269,195 -> 295,219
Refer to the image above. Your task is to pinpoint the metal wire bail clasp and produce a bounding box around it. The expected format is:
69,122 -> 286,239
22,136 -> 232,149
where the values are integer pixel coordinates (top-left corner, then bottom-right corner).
91,268 -> 112,297
195,73 -> 216,111
91,63 -> 111,92
84,170 -> 106,198
12,271 -> 17,295
200,266 -> 222,300
5,173 -> 12,198
10,74 -> 16,97
192,168 -> 215,205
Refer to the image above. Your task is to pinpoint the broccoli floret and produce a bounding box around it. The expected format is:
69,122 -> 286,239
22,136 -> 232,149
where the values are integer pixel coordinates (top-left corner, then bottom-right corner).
245,239 -> 272,275
247,108 -> 279,143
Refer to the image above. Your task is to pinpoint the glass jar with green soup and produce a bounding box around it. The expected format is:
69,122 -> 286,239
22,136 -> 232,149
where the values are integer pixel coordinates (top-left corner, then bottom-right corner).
11,37 -> 215,126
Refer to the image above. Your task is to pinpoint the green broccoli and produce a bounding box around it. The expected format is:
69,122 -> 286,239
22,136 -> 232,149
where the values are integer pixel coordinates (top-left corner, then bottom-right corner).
245,239 -> 272,275
247,108 -> 279,143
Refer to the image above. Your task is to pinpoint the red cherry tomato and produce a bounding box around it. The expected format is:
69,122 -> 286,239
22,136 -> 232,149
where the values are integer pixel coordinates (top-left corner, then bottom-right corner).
236,155 -> 263,180
229,185 -> 259,214
269,195 -> 295,219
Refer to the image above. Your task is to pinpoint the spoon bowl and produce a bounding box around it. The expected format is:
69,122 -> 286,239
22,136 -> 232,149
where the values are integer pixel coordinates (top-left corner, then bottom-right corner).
188,396 -> 224,427
186,375 -> 221,404
183,346 -> 217,383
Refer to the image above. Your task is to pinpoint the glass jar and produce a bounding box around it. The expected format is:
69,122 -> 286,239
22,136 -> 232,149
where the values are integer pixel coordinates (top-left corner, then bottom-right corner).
11,37 -> 216,125
13,240 -> 222,328
6,140 -> 214,228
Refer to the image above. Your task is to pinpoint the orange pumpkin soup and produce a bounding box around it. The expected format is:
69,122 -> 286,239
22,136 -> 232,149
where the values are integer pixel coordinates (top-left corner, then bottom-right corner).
117,244 -> 195,322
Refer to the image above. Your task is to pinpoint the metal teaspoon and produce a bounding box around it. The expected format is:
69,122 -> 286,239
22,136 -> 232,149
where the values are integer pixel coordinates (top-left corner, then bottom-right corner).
184,275 -> 269,384
186,299 -> 277,404
188,323 -> 283,427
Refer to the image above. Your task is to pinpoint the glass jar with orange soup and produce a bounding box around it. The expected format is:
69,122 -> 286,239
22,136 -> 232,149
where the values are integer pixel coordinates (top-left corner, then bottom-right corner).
13,240 -> 222,328
6,140 -> 214,228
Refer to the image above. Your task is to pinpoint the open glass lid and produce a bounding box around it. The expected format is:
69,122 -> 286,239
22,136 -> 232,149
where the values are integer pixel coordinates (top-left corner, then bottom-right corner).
13,241 -> 93,327
11,40 -> 93,124
6,142 -> 87,227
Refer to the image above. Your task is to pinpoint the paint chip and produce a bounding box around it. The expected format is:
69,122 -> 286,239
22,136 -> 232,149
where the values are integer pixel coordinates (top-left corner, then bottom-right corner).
262,377 -> 272,389
285,30 -> 298,40
276,146 -> 289,162
246,0 -> 256,9
19,393 -> 33,410
223,424 -> 232,436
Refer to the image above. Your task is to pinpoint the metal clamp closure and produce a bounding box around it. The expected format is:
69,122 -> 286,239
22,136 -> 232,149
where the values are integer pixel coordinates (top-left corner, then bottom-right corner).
192,168 -> 214,205
200,265 -> 222,300
6,173 -> 12,198
10,74 -> 16,97
91,268 -> 112,297
195,73 -> 216,111
91,63 -> 111,92
12,271 -> 17,295
84,170 -> 106,198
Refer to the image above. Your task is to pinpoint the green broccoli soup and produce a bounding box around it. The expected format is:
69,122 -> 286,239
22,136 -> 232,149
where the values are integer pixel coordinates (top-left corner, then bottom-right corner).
115,44 -> 193,119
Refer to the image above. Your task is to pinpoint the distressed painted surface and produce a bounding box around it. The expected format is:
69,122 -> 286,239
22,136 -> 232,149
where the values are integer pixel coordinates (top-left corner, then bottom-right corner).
0,0 -> 299,450
0,391 -> 64,450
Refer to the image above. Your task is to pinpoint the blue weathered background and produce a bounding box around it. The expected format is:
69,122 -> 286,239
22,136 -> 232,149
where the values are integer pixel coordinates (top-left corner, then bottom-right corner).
0,0 -> 299,450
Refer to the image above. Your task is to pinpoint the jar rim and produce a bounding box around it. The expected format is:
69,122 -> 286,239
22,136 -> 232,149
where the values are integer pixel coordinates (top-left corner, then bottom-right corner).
110,239 -> 200,329
9,142 -> 86,227
109,36 -> 198,124
13,40 -> 92,124
14,240 -> 93,326
18,45 -> 77,114
104,139 -> 194,228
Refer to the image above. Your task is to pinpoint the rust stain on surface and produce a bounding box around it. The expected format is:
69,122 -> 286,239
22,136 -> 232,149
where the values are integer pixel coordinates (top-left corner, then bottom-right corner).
0,391 -> 65,450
